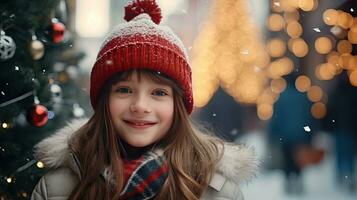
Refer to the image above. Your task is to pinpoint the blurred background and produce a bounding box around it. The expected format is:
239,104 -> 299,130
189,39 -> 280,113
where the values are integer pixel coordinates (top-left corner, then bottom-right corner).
0,0 -> 356,199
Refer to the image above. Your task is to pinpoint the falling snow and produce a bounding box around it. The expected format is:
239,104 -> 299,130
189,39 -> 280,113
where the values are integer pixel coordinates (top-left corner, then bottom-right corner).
303,126 -> 311,132
1,91 -> 5,95
230,129 -> 238,135
313,28 -> 321,32
106,60 -> 113,65
14,66 -> 19,70
212,113 -> 216,117
240,50 -> 249,55
351,8 -> 354,12
254,66 -> 262,72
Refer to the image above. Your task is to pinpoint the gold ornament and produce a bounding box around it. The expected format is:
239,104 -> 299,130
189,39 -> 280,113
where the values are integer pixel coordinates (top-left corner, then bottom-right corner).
29,39 -> 44,60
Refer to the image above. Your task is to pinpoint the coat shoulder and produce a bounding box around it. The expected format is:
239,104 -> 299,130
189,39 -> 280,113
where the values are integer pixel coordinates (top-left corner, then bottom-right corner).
215,142 -> 259,184
31,167 -> 78,200
202,179 -> 244,200
202,142 -> 259,200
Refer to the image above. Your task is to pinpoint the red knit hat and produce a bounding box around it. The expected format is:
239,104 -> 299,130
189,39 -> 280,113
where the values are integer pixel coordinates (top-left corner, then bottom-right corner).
90,0 -> 193,114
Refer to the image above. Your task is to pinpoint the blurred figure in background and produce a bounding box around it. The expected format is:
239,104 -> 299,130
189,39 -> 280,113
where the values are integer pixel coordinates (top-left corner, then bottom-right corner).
194,87 -> 244,142
268,72 -> 316,195
327,72 -> 357,193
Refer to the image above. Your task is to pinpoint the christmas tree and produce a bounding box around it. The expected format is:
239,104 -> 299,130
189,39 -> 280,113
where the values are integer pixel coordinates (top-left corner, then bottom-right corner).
0,0 -> 86,199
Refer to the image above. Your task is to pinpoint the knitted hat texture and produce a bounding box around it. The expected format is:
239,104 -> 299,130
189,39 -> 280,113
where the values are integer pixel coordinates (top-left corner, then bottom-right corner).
90,0 -> 193,114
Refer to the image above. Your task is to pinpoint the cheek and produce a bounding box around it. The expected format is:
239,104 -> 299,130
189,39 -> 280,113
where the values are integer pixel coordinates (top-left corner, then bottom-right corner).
109,97 -> 125,117
158,101 -> 174,126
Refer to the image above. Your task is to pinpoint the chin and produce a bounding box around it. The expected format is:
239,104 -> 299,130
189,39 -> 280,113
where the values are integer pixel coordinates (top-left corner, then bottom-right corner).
127,139 -> 154,148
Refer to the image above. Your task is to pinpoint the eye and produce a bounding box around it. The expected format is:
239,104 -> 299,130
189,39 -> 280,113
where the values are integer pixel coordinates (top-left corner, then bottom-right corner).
114,87 -> 132,94
152,89 -> 168,96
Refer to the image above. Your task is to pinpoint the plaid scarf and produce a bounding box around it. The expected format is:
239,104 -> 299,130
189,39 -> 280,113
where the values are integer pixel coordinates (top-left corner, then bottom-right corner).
102,149 -> 168,200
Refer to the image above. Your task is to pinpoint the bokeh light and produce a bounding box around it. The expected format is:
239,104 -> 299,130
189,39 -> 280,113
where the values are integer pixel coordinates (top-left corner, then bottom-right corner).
337,11 -> 353,29
290,38 -> 309,57
271,78 -> 287,94
311,102 -> 327,119
266,38 -> 286,57
295,75 -> 311,92
315,36 -> 333,54
286,20 -> 303,38
298,0 -> 318,12
257,103 -> 274,120
337,40 -> 352,54
267,13 -> 285,31
323,9 -> 339,26
307,85 -> 323,102
349,70 -> 357,87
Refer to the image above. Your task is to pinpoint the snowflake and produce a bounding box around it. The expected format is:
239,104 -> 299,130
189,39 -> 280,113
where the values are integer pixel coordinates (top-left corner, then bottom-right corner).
313,28 -> 321,32
254,66 -> 262,72
240,50 -> 249,55
303,126 -> 311,132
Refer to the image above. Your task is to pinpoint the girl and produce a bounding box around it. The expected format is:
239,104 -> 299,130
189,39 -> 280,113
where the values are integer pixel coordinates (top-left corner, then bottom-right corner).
31,0 -> 258,199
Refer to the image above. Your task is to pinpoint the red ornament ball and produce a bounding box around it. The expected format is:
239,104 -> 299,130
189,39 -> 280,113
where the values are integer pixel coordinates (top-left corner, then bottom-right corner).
51,20 -> 65,43
27,104 -> 48,127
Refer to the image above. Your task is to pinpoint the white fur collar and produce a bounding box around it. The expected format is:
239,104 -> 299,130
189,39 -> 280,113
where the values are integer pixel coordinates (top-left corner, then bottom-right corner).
34,119 -> 259,184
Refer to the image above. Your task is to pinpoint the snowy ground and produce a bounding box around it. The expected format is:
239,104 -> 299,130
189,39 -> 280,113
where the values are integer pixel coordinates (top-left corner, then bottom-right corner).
238,131 -> 357,200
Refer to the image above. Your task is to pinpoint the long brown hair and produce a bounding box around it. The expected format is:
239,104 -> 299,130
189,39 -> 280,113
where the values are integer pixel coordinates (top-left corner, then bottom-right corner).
68,69 -> 223,200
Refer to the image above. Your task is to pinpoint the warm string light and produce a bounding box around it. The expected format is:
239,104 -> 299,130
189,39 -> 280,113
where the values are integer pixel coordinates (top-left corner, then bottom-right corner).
307,85 -> 323,102
315,36 -> 333,54
5,176 -> 12,183
261,0 -> 331,120
286,20 -> 303,38
270,78 -> 287,93
267,13 -> 285,31
1,122 -> 9,129
36,161 -> 45,168
311,102 -> 326,119
284,9 -> 300,22
266,38 -> 286,57
267,57 -> 294,79
192,0 -> 268,108
289,38 -> 309,57
295,75 -> 311,92
321,8 -> 356,87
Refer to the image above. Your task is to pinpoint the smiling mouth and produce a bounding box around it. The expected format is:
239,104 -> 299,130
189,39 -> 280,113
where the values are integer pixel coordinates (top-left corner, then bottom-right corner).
123,120 -> 157,129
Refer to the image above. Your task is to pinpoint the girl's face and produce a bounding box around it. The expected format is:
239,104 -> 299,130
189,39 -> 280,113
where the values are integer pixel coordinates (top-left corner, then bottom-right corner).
109,71 -> 174,147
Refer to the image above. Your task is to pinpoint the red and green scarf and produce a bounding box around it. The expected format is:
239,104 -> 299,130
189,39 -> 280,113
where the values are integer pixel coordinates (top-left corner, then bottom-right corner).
102,150 -> 168,200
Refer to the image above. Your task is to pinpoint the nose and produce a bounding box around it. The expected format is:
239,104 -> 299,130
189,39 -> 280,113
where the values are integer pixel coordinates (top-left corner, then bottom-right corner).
129,94 -> 151,114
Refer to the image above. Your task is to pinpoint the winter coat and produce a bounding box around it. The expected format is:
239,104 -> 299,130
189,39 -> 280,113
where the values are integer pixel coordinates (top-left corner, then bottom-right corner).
30,119 -> 258,200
